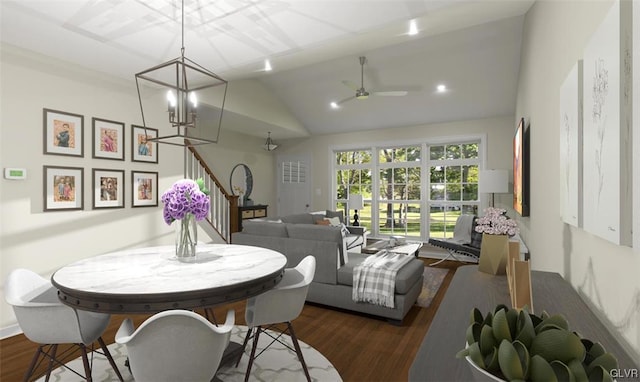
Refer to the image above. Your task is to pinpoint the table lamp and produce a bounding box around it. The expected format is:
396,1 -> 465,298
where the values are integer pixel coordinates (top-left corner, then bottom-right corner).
478,169 -> 508,207
349,194 -> 364,226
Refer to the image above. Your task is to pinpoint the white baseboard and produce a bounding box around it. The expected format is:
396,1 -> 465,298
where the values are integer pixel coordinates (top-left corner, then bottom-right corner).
0,323 -> 22,340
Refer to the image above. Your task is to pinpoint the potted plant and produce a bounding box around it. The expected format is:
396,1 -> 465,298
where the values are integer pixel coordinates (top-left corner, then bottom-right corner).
456,305 -> 618,382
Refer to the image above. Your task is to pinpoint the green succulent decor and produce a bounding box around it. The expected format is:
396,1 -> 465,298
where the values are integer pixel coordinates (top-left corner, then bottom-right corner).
456,305 -> 618,382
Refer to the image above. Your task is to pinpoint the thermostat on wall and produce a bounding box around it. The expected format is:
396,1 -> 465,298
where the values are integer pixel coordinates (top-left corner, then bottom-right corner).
4,168 -> 27,180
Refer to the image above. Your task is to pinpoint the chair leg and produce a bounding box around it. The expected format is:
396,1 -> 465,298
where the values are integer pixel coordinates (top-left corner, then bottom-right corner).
287,322 -> 311,382
79,344 -> 93,382
204,308 -> 218,326
24,345 -> 47,382
235,326 -> 253,367
44,344 -> 58,382
244,327 -> 262,382
97,337 -> 124,382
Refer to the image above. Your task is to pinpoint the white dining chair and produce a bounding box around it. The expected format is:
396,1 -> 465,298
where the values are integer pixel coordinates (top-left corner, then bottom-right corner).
237,255 -> 316,382
4,268 -> 123,382
115,309 -> 234,382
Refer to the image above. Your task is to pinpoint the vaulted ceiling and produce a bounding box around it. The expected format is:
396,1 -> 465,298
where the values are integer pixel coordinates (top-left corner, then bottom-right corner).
1,0 -> 534,139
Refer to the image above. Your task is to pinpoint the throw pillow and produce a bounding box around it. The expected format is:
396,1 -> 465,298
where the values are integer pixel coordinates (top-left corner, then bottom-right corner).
325,217 -> 341,226
325,210 -> 344,224
315,219 -> 331,226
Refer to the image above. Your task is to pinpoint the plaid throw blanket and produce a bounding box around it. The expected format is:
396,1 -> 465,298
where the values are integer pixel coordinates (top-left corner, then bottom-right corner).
352,251 -> 413,308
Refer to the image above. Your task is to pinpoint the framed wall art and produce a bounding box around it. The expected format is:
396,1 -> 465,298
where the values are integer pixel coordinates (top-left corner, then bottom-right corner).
559,61 -> 583,228
132,125 -> 158,163
43,108 -> 84,157
92,118 -> 125,160
582,0 -> 632,246
634,0 -> 640,249
43,166 -> 84,211
92,169 -> 125,209
132,171 -> 158,207
513,118 -> 529,217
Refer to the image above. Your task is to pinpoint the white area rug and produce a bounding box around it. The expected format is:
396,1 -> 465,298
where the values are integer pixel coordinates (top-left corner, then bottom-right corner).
37,325 -> 341,382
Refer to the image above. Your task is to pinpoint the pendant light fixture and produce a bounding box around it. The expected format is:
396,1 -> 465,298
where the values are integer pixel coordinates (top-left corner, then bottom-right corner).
263,132 -> 278,151
135,0 -> 228,147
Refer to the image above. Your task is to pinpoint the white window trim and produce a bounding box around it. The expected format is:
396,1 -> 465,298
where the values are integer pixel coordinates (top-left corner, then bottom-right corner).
329,134 -> 487,240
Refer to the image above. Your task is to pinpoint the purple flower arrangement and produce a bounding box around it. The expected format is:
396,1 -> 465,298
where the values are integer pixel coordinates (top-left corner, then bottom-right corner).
474,207 -> 519,236
162,178 -> 210,260
161,179 -> 210,225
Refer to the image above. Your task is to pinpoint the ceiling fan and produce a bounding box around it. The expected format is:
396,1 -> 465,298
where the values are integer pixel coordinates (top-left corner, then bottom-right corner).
335,56 -> 408,106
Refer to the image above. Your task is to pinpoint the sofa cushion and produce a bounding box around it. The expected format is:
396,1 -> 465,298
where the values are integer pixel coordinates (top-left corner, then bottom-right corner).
286,223 -> 342,243
326,210 -> 344,224
337,253 -> 424,295
242,220 -> 288,237
286,223 -> 347,266
281,213 -> 314,225
315,219 -> 331,226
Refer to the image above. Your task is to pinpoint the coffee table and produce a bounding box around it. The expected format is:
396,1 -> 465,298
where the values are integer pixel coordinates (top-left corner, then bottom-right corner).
362,238 -> 423,257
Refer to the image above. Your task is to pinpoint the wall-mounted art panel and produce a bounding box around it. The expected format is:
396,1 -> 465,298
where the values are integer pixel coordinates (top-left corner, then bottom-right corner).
634,0 -> 640,250
559,61 -> 583,228
582,0 -> 632,246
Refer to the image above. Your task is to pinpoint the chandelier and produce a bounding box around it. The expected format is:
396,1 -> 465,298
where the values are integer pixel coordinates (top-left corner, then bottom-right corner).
135,0 -> 228,147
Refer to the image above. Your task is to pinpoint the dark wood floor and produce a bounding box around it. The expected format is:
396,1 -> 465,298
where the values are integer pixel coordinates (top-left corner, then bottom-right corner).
0,258 -> 467,382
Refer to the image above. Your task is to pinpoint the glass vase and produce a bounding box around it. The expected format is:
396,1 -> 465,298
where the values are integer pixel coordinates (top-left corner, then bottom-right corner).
175,214 -> 197,262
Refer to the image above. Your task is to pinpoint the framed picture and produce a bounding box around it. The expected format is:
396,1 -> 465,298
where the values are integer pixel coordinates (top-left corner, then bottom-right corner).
132,171 -> 158,207
132,125 -> 158,163
43,108 -> 84,157
513,118 -> 529,217
43,166 -> 84,211
92,118 -> 125,160
582,0 -> 632,245
92,169 -> 125,209
559,61 -> 583,228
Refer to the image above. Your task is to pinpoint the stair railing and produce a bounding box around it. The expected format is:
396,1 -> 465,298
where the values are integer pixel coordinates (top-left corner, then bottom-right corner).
184,144 -> 239,243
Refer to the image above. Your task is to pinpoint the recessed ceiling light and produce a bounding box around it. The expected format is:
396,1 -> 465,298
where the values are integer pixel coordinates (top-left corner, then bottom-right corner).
330,102 -> 339,109
408,20 -> 418,36
437,84 -> 447,92
264,59 -> 272,71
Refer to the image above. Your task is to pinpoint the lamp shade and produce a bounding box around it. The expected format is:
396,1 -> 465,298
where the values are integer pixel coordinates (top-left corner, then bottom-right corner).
349,194 -> 364,210
478,170 -> 508,193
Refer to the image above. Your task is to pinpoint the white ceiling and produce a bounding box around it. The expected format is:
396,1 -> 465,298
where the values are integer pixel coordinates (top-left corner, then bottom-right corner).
0,0 -> 534,139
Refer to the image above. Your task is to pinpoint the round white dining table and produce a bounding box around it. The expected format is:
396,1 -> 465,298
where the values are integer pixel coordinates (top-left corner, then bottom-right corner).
51,244 -> 287,314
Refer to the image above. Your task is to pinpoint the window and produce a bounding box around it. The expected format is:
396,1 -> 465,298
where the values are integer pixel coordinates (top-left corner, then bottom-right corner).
335,150 -> 372,228
379,146 -> 421,237
332,138 -> 482,240
282,161 -> 306,183
428,143 -> 479,239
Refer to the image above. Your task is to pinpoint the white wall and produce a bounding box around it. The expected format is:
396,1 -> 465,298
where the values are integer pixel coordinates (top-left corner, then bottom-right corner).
0,45 -> 278,332
517,0 -> 640,359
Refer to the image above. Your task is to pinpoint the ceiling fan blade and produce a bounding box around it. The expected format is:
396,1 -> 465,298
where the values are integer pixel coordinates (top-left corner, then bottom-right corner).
337,95 -> 356,105
372,91 -> 408,97
341,80 -> 359,91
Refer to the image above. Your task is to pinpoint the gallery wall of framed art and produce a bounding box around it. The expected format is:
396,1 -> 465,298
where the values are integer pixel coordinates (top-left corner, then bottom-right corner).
41,108 -> 160,212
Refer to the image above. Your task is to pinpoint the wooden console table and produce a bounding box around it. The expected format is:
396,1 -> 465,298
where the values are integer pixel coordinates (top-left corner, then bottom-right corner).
409,265 -> 639,381
237,204 -> 268,232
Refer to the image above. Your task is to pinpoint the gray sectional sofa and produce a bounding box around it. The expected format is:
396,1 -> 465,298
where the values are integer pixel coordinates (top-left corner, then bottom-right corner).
231,211 -> 425,323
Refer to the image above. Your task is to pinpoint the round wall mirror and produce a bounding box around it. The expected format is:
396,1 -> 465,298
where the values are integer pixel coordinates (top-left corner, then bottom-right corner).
230,164 -> 253,200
